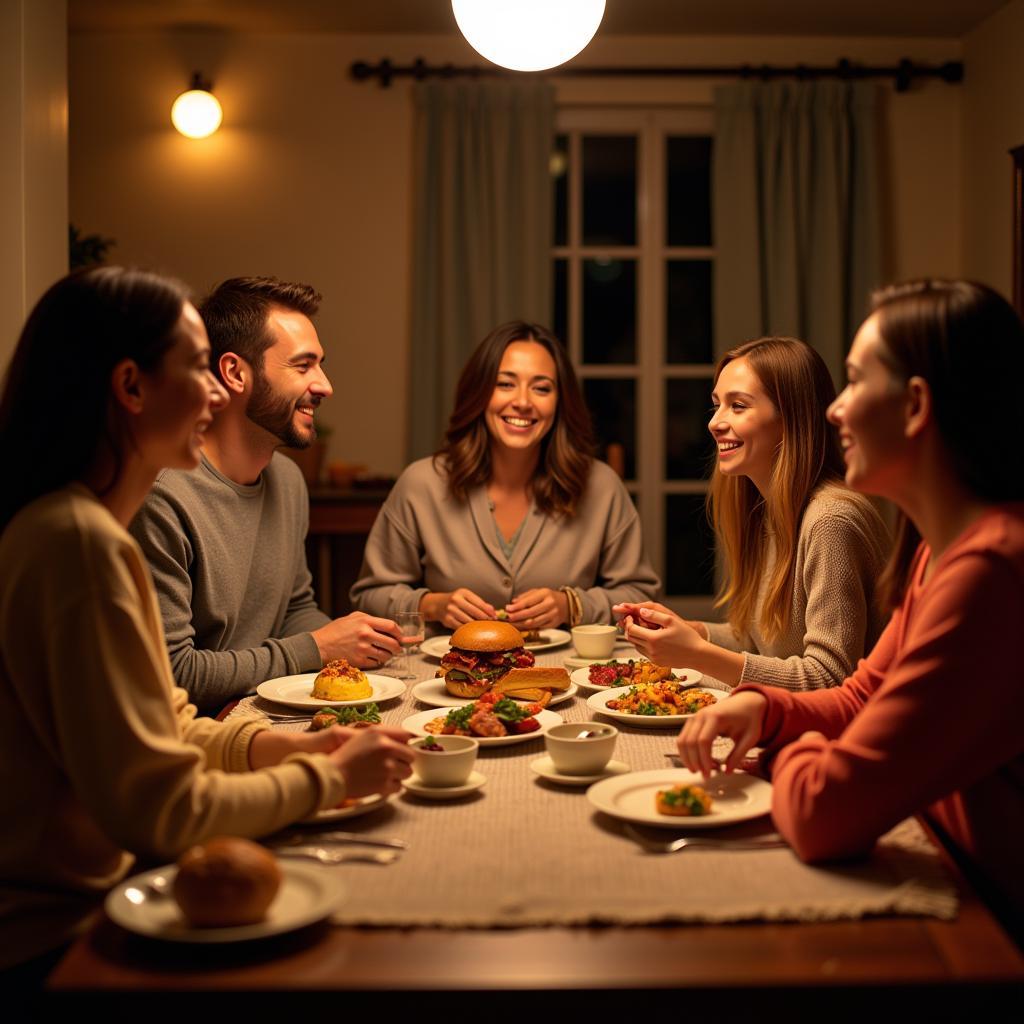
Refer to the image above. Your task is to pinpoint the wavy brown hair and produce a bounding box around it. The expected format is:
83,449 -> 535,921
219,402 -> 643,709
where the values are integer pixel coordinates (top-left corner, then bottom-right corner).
435,321 -> 595,518
708,336 -> 881,642
868,280 -> 1024,611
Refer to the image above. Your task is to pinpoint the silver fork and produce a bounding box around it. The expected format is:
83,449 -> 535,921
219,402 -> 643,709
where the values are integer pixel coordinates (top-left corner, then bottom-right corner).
624,823 -> 787,853
278,845 -> 401,866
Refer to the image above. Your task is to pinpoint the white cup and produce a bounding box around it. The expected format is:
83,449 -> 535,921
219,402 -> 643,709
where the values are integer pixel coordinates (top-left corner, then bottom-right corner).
571,624 -> 618,659
411,735 -> 478,787
544,721 -> 618,775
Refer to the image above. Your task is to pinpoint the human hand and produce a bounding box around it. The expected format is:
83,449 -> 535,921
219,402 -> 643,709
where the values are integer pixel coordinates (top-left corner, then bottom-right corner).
676,691 -> 768,778
311,611 -> 401,669
420,589 -> 496,628
248,723 -> 359,770
612,600 -> 675,629
506,588 -> 568,630
619,605 -> 705,665
326,726 -> 416,798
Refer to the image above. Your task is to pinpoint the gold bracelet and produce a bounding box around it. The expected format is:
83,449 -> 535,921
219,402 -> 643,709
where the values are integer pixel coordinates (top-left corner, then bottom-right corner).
560,585 -> 583,627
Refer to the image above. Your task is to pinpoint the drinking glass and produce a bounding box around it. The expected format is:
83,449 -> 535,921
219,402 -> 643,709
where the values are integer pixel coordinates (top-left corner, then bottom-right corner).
394,611 -> 425,680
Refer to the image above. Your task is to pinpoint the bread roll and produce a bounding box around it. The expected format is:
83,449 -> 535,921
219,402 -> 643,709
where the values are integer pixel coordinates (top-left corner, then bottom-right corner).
174,836 -> 282,928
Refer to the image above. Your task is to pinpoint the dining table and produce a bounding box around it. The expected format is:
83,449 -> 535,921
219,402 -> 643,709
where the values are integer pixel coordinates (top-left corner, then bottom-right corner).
45,638 -> 1024,1014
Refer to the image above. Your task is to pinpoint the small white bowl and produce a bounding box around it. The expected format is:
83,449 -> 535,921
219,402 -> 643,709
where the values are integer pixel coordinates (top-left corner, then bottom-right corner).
410,735 -> 479,787
544,720 -> 618,775
571,624 -> 619,659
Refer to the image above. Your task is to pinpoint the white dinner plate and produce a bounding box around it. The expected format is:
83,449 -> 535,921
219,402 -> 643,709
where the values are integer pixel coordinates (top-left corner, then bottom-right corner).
411,678 -> 578,709
530,756 -> 631,787
420,628 -> 572,660
105,861 -> 343,943
571,662 -> 703,694
586,683 -> 725,727
587,768 -> 772,829
300,791 -> 399,824
402,770 -> 487,800
256,672 -> 405,710
401,707 -> 562,747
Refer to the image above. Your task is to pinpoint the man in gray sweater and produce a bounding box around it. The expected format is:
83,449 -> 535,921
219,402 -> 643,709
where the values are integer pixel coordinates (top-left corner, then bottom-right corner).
130,277 -> 401,713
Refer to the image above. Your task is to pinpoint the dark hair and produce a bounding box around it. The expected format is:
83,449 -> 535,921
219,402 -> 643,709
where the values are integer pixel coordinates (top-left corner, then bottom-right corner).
870,279 -> 1024,608
197,276 -> 321,381
0,266 -> 188,531
435,321 -> 595,518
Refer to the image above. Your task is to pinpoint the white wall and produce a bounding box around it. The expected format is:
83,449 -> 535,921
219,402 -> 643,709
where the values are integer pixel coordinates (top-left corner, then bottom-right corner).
0,0 -> 68,376
69,29 -> 963,474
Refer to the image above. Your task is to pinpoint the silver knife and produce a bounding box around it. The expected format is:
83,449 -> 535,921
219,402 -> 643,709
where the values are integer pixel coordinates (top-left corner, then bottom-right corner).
275,830 -> 408,850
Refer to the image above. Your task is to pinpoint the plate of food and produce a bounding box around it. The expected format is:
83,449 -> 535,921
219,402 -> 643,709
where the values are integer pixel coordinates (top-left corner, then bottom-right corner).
301,790 -> 399,824
571,659 -> 703,694
256,660 -> 405,710
586,680 -> 726,727
106,843 -> 344,943
421,626 -> 571,659
587,768 -> 772,829
411,677 -> 578,709
402,694 -> 562,747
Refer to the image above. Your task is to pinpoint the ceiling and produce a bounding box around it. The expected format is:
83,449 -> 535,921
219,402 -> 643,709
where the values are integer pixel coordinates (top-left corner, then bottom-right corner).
70,0 -> 1011,39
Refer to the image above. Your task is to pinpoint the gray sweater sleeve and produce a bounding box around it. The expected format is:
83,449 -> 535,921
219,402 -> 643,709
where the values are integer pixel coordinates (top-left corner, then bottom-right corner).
130,490 -> 323,713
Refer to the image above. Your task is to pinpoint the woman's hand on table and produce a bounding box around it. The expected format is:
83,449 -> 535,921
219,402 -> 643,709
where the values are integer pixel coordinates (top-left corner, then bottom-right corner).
326,726 -> 416,798
311,611 -> 402,669
506,588 -> 568,630
676,692 -> 768,778
249,723 -> 381,770
420,588 -> 497,628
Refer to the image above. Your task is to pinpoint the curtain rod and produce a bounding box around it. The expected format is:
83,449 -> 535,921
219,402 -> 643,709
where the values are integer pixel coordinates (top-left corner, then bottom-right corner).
350,57 -> 962,93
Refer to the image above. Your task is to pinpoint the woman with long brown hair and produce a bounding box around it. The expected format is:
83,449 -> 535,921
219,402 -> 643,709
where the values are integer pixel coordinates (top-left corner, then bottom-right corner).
675,281 -> 1024,925
0,268 -> 414,978
617,336 -> 889,690
352,321 -> 658,630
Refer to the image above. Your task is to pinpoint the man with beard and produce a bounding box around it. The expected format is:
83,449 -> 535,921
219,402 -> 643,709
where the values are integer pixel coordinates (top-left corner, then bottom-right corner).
130,277 -> 401,713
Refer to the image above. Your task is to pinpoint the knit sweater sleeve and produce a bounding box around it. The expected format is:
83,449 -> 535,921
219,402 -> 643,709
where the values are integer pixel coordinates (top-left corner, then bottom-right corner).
738,503 -> 882,691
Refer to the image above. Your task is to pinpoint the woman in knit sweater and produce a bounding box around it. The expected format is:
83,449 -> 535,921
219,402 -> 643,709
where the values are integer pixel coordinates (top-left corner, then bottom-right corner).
675,280 -> 1024,922
617,336 -> 890,690
0,268 -> 414,973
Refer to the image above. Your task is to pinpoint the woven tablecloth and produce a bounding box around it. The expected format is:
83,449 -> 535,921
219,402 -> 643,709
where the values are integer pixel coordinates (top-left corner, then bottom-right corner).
229,646 -> 958,927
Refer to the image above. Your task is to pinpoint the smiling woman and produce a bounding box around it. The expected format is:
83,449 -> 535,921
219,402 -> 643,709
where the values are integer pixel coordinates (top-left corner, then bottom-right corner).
618,336 -> 890,691
351,320 -> 660,630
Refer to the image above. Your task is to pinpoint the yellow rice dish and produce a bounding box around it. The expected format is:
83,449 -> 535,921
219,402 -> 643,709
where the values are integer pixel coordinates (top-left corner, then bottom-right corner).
311,659 -> 372,701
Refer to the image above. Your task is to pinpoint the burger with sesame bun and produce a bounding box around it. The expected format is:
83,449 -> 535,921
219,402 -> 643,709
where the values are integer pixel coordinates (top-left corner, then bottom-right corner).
438,620 -> 571,704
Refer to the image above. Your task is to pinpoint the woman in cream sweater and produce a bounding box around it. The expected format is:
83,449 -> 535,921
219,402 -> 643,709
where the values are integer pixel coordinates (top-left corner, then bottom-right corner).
617,336 -> 890,690
0,268 -> 413,974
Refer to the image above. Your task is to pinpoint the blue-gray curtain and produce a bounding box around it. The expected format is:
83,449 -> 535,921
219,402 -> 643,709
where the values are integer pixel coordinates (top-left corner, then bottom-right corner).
713,81 -> 883,381
408,80 -> 555,459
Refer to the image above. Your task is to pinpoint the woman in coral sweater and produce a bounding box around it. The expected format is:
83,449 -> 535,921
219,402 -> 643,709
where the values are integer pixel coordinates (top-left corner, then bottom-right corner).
676,280 -> 1024,922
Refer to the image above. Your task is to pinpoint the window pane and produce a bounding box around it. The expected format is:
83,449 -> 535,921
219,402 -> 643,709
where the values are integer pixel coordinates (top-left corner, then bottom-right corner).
583,258 -> 635,363
666,260 -> 713,364
583,378 -> 636,480
665,378 -> 715,479
553,133 -> 569,247
666,136 -> 712,247
665,494 -> 716,595
552,259 -> 567,345
582,136 -> 636,246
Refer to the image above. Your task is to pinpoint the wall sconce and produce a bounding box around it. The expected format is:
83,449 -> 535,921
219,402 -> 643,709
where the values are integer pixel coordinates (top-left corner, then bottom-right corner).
171,73 -> 223,139
451,0 -> 606,72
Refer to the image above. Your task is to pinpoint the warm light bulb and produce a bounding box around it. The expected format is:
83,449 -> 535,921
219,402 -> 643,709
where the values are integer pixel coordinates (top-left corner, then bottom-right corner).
171,88 -> 223,139
452,0 -> 606,73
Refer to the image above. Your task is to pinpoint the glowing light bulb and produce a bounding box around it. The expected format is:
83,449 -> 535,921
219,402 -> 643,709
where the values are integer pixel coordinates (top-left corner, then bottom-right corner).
171,82 -> 222,139
452,0 -> 606,73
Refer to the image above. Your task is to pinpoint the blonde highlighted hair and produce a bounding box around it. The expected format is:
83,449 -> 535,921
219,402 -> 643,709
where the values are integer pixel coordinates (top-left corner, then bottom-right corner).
708,336 -> 874,643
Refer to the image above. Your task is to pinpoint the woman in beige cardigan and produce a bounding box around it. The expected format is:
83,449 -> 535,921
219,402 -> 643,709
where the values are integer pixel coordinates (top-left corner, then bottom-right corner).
351,321 -> 659,631
617,337 -> 890,691
0,268 -> 413,975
